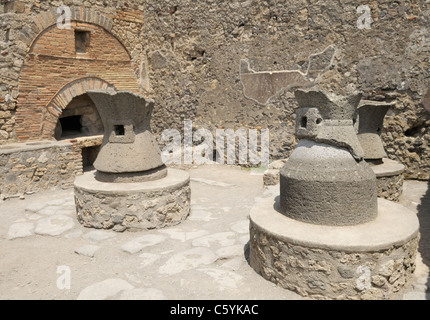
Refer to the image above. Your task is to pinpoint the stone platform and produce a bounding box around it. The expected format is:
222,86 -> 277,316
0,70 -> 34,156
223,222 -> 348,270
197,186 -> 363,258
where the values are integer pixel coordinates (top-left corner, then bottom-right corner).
74,168 -> 190,232
370,158 -> 405,202
249,196 -> 420,300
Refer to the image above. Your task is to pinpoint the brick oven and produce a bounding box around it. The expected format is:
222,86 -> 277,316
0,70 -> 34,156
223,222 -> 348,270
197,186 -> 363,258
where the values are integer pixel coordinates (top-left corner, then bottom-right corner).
0,8 -> 142,199
16,12 -> 140,163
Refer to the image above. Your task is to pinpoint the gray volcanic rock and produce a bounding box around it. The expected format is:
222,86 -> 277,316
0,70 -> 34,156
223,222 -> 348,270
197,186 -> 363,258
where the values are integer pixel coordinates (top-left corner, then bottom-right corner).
87,90 -> 166,176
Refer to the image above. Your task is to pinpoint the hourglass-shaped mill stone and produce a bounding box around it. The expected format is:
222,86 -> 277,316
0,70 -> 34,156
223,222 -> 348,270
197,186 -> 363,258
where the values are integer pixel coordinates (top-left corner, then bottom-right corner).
279,89 -> 378,226
357,100 -> 405,201
74,90 -> 190,231
357,100 -> 394,161
87,90 -> 167,183
249,89 -> 419,300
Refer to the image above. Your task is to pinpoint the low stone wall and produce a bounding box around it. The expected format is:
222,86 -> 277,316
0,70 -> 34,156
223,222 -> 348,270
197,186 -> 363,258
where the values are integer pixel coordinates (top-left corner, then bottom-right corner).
0,141 -> 81,199
263,159 -> 287,186
250,225 -> 419,300
376,173 -> 404,202
74,169 -> 191,232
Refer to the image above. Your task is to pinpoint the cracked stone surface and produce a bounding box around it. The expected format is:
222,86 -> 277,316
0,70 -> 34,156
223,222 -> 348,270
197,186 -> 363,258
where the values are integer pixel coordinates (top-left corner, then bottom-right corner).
0,165 -> 429,300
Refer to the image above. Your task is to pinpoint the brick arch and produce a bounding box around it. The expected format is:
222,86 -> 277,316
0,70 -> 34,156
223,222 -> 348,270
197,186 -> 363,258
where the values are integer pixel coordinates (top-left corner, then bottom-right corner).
40,77 -> 115,139
15,8 -> 140,142
19,6 -> 127,55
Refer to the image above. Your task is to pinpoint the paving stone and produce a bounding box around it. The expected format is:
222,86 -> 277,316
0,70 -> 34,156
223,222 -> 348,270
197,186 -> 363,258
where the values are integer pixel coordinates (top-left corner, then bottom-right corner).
38,206 -> 65,216
221,257 -> 243,271
158,228 -> 210,242
83,230 -> 116,242
7,222 -> 34,239
238,235 -> 250,245
77,278 -> 134,300
25,202 -> 47,213
55,207 -> 76,216
75,245 -> 100,257
412,284 -> 428,292
198,268 -> 243,290
191,178 -> 235,187
121,234 -> 166,254
188,209 -> 216,221
34,215 -> 74,236
119,288 -> 167,300
216,245 -> 244,259
26,214 -> 41,221
192,232 -> 236,248
46,199 -> 67,206
138,253 -> 161,268
230,220 -> 250,234
159,247 -> 218,275
403,291 -> 429,300
65,230 -> 83,239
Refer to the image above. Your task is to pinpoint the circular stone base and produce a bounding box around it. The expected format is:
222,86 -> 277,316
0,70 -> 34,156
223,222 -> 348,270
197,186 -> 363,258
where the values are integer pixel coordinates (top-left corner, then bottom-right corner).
249,197 -> 419,300
369,158 -> 405,202
74,168 -> 190,231
95,165 -> 168,183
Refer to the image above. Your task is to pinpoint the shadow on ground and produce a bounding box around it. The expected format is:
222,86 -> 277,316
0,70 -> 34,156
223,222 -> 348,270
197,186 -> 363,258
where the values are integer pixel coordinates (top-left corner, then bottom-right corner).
417,180 -> 430,293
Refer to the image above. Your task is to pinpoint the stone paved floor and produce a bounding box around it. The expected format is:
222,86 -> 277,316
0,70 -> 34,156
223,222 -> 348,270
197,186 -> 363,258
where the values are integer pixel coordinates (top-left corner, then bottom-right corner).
0,165 -> 429,300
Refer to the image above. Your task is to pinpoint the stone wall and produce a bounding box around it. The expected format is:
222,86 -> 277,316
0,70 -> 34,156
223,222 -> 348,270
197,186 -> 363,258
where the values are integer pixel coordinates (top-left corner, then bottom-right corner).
376,173 -> 404,202
0,140 -> 81,198
1,0 -> 429,179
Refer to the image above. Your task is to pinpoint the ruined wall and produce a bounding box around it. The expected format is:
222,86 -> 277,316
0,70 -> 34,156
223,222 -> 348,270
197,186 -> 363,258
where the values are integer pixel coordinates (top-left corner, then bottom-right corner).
0,140 -> 81,198
140,0 -> 430,180
1,0 -> 429,179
